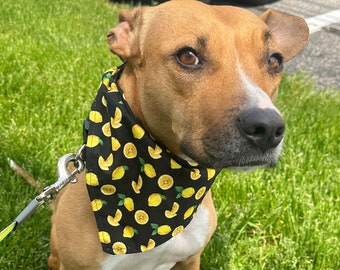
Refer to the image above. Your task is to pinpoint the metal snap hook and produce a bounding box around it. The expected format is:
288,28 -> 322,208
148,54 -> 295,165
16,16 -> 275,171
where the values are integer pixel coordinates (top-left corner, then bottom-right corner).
36,149 -> 85,203
57,153 -> 78,183
55,153 -> 85,192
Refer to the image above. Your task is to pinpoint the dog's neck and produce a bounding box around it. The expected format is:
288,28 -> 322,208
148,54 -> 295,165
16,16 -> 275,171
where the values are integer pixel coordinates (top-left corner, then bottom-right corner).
117,65 -> 143,122
84,66 -> 219,255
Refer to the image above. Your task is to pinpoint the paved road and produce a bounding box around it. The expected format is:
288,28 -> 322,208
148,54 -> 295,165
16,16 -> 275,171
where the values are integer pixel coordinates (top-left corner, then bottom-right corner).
251,0 -> 340,89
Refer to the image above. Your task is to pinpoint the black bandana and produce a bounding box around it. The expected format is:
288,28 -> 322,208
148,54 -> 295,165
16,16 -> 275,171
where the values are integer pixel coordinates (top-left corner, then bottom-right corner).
84,66 -> 219,255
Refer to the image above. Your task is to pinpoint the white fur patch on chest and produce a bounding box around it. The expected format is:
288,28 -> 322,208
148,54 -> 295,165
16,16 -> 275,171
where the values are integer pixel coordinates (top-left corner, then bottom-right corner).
101,204 -> 210,270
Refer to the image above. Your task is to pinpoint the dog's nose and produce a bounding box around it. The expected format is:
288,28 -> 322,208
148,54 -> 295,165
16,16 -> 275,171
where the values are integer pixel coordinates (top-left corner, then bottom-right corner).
237,108 -> 285,151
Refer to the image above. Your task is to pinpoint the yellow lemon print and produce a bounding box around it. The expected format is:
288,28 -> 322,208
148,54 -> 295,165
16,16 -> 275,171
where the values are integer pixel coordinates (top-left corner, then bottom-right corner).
132,124 -> 145,139
91,199 -> 106,212
123,226 -> 135,238
165,210 -> 176,218
89,111 -> 103,123
123,142 -> 137,159
103,78 -> 110,90
112,166 -> 128,180
207,168 -> 216,180
105,67 -> 117,74
184,206 -> 195,220
98,153 -> 113,171
102,122 -> 111,137
148,193 -> 165,207
86,135 -> 103,148
144,164 -> 156,178
131,175 -> 143,194
148,145 -> 162,159
135,210 -> 149,225
111,108 -> 122,129
102,96 -> 107,107
158,175 -> 174,190
107,209 -> 122,226
99,231 -> 111,244
151,223 -> 172,236
188,160 -> 198,167
190,168 -> 201,180
171,202 -> 180,212
100,184 -> 116,196
117,193 -> 134,211
157,225 -> 172,235
112,242 -> 127,255
108,82 -> 118,92
124,197 -> 134,212
195,186 -> 206,200
111,137 -> 121,151
165,202 -> 179,218
86,172 -> 99,186
172,225 -> 184,237
182,187 -> 195,198
141,239 -> 155,252
170,158 -> 182,169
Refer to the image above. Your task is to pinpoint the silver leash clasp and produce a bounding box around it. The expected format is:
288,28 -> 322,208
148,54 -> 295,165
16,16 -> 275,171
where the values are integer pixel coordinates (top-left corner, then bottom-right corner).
35,145 -> 85,204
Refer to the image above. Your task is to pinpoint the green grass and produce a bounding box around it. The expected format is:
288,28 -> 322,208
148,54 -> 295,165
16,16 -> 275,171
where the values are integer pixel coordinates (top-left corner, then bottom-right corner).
0,0 -> 339,269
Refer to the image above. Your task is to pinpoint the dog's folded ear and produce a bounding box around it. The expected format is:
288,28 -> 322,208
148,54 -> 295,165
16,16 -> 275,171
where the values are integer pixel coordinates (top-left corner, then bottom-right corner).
107,7 -> 144,62
260,9 -> 309,62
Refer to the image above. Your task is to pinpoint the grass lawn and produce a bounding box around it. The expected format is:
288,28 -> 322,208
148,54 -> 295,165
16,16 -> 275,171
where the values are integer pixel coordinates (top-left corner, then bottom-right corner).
0,0 -> 339,269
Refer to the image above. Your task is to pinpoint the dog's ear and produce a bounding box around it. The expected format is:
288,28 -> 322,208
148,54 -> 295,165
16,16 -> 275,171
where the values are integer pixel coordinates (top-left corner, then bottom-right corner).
107,7 -> 144,62
260,9 -> 309,62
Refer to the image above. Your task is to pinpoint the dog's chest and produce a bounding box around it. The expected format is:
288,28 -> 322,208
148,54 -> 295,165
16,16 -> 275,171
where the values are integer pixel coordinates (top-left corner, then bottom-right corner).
100,204 -> 210,270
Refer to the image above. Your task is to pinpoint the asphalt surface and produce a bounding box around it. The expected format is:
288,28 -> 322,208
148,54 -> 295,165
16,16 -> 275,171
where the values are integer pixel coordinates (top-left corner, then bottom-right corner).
250,0 -> 340,89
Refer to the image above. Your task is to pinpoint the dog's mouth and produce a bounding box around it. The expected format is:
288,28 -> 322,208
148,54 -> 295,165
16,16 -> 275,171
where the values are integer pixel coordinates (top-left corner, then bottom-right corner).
185,146 -> 281,170
180,130 -> 283,171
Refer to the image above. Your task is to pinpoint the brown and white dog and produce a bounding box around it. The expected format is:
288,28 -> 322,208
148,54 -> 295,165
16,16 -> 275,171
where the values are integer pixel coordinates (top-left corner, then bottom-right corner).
48,0 -> 309,269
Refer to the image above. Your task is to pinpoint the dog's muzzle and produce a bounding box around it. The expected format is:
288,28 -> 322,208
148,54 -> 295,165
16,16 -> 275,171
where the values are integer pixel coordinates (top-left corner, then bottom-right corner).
181,107 -> 285,170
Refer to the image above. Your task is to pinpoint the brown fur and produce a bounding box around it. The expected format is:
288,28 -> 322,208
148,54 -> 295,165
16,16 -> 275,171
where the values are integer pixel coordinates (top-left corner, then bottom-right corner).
49,1 -> 308,269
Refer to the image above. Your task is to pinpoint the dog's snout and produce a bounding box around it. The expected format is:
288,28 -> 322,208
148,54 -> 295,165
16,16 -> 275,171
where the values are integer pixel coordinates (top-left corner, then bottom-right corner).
237,108 -> 285,151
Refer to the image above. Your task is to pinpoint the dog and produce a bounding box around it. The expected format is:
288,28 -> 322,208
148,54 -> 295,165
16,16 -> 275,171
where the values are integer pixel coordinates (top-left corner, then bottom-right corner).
48,0 -> 309,269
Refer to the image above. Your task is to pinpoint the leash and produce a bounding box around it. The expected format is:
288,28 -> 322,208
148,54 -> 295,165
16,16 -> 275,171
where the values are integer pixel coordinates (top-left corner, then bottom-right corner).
0,145 -> 86,242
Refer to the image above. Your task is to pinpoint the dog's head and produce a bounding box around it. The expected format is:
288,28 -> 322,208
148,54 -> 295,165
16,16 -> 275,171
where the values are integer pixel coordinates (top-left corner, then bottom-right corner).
107,0 -> 309,170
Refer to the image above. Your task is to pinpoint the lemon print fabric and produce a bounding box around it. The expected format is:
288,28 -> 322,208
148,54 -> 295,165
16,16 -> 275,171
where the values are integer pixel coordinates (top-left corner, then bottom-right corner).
84,66 -> 219,255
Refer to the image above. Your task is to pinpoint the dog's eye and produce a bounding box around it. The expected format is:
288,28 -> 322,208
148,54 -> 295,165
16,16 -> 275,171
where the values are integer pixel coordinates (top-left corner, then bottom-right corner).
176,48 -> 201,67
267,53 -> 283,72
